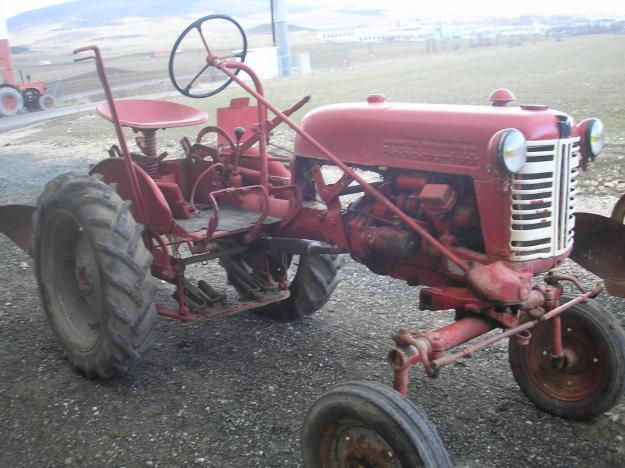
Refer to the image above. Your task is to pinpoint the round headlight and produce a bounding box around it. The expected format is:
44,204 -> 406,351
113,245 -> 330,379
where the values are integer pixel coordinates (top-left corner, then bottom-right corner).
585,118 -> 605,158
498,129 -> 527,174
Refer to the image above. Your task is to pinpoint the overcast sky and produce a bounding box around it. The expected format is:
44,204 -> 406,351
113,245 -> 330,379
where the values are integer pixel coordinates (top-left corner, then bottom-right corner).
3,0 -> 625,19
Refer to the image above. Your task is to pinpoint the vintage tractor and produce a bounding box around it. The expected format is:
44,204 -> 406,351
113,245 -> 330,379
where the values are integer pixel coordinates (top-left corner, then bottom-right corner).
1,14 -> 625,467
0,23 -> 56,116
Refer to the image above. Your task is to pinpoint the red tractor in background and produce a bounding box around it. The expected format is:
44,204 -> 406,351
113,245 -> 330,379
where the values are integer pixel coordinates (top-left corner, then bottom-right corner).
1,14 -> 625,467
0,24 -> 55,116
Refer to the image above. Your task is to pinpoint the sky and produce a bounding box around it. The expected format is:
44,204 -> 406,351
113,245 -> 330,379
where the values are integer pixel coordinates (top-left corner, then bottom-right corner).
3,0 -> 625,19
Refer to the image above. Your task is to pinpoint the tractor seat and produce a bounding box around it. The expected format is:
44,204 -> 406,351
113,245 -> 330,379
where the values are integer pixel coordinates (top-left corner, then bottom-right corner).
97,99 -> 208,130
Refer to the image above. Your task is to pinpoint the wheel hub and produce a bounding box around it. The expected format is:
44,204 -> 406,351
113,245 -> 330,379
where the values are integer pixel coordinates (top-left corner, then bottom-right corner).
327,423 -> 402,468
45,213 -> 103,352
2,95 -> 17,112
529,318 -> 604,401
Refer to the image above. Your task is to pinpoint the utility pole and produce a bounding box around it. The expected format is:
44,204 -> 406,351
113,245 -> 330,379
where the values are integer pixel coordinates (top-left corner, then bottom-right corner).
271,0 -> 291,77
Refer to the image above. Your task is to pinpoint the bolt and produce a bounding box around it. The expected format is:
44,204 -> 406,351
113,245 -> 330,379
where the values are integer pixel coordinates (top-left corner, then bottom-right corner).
566,328 -> 573,333
593,357 -> 599,363
542,350 -> 548,356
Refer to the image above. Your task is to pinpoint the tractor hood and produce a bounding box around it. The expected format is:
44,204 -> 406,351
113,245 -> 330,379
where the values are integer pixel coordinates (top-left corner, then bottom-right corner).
294,96 -> 575,177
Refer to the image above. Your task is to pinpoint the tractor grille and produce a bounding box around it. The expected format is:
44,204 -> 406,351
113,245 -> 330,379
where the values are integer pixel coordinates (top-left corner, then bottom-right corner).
509,137 -> 580,261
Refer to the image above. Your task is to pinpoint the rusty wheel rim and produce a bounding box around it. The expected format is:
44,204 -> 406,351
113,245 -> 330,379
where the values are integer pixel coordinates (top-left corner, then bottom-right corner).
319,420 -> 410,468
2,94 -> 17,112
526,315 -> 605,401
43,211 -> 103,352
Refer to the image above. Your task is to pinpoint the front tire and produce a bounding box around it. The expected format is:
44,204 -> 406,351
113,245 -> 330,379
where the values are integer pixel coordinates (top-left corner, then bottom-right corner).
509,297 -> 625,419
303,381 -> 452,468
33,174 -> 156,378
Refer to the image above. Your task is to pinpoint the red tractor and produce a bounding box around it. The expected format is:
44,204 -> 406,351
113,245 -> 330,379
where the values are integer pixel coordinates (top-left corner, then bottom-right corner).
0,30 -> 55,116
1,15 -> 624,467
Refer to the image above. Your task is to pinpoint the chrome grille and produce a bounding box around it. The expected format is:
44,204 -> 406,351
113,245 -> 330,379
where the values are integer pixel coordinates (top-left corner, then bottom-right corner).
509,137 -> 580,261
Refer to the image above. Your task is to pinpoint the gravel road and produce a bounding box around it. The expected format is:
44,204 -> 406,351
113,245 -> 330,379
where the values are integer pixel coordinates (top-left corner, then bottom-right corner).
1,113 -> 625,467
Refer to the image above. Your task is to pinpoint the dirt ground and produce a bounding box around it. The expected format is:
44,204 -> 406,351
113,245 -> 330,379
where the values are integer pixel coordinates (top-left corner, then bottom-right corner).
2,105 -> 625,468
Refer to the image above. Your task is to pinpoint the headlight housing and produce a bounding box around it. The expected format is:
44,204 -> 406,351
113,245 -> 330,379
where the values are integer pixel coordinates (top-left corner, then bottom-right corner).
580,118 -> 605,159
497,129 -> 527,174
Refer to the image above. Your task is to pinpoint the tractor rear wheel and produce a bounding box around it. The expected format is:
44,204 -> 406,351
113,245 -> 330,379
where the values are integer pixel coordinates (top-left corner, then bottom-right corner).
0,86 -> 24,116
260,253 -> 343,321
509,297 -> 625,419
33,174 -> 156,378
303,380 -> 452,468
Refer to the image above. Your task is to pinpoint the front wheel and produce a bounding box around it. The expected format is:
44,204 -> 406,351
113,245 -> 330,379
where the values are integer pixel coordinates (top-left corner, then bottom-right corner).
303,381 -> 452,468
33,174 -> 157,378
509,297 -> 625,419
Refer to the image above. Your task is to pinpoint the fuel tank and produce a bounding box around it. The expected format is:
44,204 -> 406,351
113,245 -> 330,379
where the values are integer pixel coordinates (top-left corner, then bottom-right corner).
294,96 -> 572,178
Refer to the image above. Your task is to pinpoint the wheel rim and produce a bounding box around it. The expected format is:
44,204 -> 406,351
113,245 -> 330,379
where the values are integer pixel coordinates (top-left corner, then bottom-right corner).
525,315 -> 605,401
319,419 -> 411,468
2,94 -> 17,112
41,95 -> 54,109
43,211 -> 103,352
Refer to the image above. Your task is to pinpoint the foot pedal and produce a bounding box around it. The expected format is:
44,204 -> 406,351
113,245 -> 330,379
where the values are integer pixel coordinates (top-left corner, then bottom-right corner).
175,279 -> 226,315
220,256 -> 279,301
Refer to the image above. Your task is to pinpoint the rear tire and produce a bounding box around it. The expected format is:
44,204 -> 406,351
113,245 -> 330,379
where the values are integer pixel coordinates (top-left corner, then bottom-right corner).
0,86 -> 24,116
261,253 -> 344,321
303,380 -> 452,468
33,174 -> 156,378
509,297 -> 625,419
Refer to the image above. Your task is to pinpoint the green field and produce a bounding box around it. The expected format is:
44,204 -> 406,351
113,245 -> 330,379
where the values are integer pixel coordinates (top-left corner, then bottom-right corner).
184,34 -> 625,142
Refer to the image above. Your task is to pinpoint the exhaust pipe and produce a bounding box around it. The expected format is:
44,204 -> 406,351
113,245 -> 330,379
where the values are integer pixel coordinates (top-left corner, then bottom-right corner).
0,205 -> 36,256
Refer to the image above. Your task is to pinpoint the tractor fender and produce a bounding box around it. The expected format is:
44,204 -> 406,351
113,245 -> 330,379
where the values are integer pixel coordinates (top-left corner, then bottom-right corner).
90,158 -> 174,233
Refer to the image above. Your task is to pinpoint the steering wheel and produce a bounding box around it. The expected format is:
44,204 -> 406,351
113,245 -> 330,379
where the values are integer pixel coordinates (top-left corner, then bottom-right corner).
169,14 -> 248,99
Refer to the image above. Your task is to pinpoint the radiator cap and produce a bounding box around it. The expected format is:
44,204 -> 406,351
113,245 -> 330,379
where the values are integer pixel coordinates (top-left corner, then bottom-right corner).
489,88 -> 516,106
367,94 -> 386,104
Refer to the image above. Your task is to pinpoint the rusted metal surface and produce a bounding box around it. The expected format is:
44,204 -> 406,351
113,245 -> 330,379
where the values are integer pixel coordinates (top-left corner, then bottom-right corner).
521,310 -> 605,401
389,316 -> 496,395
156,289 -> 290,321
571,212 -> 625,297
389,282 -> 602,395
0,205 -> 36,256
319,423 -> 403,468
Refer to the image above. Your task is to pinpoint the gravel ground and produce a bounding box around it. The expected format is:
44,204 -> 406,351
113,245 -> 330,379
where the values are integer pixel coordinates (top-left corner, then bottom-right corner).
1,113 -> 625,467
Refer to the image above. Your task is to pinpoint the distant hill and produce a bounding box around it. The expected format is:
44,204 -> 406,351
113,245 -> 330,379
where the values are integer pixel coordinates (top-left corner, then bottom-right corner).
7,1 -> 275,31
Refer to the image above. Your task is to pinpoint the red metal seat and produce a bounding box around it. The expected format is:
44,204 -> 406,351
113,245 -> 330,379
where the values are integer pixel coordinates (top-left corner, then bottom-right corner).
96,98 -> 208,130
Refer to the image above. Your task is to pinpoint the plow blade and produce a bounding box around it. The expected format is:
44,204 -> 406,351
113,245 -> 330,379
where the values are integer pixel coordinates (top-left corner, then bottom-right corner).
0,205 -> 36,257
571,212 -> 625,297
